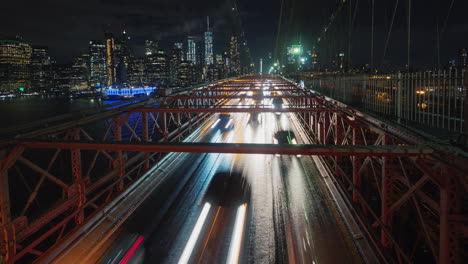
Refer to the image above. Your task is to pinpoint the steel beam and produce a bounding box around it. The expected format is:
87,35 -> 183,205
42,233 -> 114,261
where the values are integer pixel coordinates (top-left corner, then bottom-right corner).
194,88 -> 304,92
168,95 -> 318,100
131,107 -> 348,113
18,141 -> 434,156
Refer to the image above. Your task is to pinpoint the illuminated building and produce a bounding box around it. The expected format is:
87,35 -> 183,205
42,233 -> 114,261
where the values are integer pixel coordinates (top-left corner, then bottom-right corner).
204,17 -> 214,66
287,44 -> 303,65
457,48 -> 468,70
105,32 -> 116,86
127,58 -> 146,87
179,60 -> 193,87
0,39 -> 32,91
229,36 -> 240,76
332,52 -> 345,70
114,30 -> 133,86
50,63 -> 73,91
170,43 -> 183,86
145,39 -> 158,56
187,36 -> 197,65
174,42 -> 184,60
311,51 -> 318,70
31,46 -> 51,91
216,54 -> 227,79
146,49 -> 169,87
70,55 -> 89,90
88,40 -> 106,88
207,64 -> 218,82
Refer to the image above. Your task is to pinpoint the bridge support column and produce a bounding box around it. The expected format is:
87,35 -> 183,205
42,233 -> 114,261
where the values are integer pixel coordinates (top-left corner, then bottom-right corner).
114,120 -> 124,192
352,128 -> 363,203
381,135 -> 394,248
70,129 -> 85,224
335,114 -> 344,177
142,113 -> 149,170
162,113 -> 168,140
439,169 -> 461,264
0,149 -> 13,263
0,149 -> 11,226
463,71 -> 468,146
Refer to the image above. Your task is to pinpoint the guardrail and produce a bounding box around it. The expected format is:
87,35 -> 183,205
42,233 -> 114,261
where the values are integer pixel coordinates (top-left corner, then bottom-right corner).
307,70 -> 467,138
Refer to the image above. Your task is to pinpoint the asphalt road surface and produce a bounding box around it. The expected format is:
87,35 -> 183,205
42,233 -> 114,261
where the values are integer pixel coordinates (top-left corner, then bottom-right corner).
98,96 -> 361,264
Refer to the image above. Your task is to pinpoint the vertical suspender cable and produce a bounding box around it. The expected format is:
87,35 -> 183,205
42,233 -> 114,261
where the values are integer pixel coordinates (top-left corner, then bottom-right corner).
381,0 -> 399,68
407,0 -> 411,72
370,0 -> 375,72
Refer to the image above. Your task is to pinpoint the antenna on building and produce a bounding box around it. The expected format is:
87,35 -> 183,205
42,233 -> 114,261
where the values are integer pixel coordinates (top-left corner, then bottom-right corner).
207,16 -> 210,32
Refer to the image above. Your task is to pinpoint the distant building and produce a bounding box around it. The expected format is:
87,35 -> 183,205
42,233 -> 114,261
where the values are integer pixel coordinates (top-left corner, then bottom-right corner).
216,54 -> 227,79
114,30 -> 132,86
31,45 -> 51,91
207,64 -> 218,82
70,55 -> 89,90
127,57 -> 146,87
457,48 -> 468,70
229,36 -> 240,76
187,36 -> 197,65
204,17 -> 214,67
146,49 -> 169,87
179,60 -> 193,87
0,39 -> 32,91
170,44 -> 183,87
88,40 -> 107,88
332,52 -> 345,70
105,32 -> 116,86
50,63 -> 73,91
311,51 -> 318,70
174,42 -> 184,60
145,39 -> 158,56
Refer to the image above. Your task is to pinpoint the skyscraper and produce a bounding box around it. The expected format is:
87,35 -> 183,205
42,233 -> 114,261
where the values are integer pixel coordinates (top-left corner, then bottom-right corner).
88,40 -> 107,88
204,17 -> 214,66
105,32 -> 116,86
127,57 -> 146,87
0,39 -> 32,91
115,30 -> 132,86
174,42 -> 184,60
145,39 -> 158,56
170,43 -> 183,86
187,36 -> 197,65
179,60 -> 193,87
31,46 -> 51,91
229,36 -> 240,76
71,55 -> 89,90
146,49 -> 169,87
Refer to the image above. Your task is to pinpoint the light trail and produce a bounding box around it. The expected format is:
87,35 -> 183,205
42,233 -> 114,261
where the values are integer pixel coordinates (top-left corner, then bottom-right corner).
119,235 -> 144,264
226,203 -> 248,264
178,202 -> 212,264
211,119 -> 221,128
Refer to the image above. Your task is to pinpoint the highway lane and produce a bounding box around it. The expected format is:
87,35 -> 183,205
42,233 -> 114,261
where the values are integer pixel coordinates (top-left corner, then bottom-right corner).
96,96 -> 362,263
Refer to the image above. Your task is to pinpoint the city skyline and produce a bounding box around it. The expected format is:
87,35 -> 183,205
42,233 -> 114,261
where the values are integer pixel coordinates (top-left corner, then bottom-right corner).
3,0 -> 468,69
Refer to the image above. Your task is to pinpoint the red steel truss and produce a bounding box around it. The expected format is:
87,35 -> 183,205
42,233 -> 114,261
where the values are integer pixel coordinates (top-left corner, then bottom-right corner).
0,75 -> 466,264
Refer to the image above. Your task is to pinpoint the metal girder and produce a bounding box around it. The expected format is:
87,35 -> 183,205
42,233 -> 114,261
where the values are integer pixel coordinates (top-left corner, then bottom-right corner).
168,95 -> 318,100
193,88 -> 304,92
18,141 -> 434,156
131,107 -> 348,113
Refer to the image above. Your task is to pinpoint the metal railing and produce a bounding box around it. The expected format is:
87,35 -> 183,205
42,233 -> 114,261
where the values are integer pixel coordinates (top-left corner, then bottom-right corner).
308,70 -> 467,135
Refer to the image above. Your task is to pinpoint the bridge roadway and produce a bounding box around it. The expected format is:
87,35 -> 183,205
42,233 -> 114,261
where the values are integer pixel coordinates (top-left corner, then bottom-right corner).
44,96 -> 372,263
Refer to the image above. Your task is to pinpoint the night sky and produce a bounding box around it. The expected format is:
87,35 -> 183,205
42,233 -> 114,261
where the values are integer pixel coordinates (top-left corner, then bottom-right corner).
2,0 -> 468,69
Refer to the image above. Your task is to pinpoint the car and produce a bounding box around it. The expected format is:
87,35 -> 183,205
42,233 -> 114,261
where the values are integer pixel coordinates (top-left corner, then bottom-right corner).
239,92 -> 247,102
273,130 -> 301,157
203,171 -> 250,207
211,113 -> 234,131
272,98 -> 283,115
